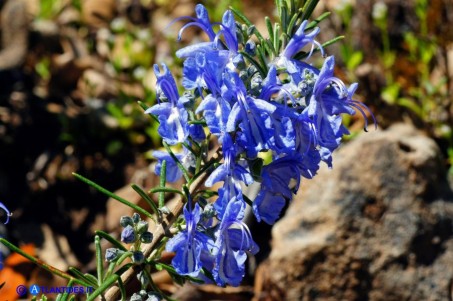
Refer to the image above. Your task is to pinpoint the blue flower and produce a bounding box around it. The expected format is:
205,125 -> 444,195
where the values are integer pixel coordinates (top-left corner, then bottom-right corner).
145,64 -> 189,145
305,56 -> 376,166
213,198 -> 258,286
282,20 -> 323,59
153,150 -> 184,183
205,135 -> 253,218
225,71 -> 276,157
292,115 -> 322,177
175,4 -> 216,41
214,10 -> 238,54
166,203 -> 214,276
252,154 -> 304,224
0,202 -> 10,224
121,225 -> 136,244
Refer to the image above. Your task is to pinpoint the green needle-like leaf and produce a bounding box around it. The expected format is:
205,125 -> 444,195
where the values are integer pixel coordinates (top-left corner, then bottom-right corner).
87,274 -> 119,301
163,142 -> 191,183
68,267 -> 99,288
301,0 -> 320,21
73,173 -> 154,220
159,160 -> 167,208
95,235 -> 103,287
131,184 -> 159,216
239,50 -> 266,77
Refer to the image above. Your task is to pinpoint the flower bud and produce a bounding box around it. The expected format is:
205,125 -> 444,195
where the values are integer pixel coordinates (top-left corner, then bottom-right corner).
132,213 -> 141,224
140,231 -> 153,243
120,216 -> 134,228
136,220 -> 149,235
121,225 -> 136,244
130,293 -> 143,301
245,40 -> 256,56
132,251 -> 145,264
105,248 -> 124,262
137,271 -> 149,287
145,294 -> 161,301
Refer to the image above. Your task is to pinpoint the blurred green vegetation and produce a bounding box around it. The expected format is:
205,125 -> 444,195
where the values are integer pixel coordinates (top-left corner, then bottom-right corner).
334,0 -> 453,175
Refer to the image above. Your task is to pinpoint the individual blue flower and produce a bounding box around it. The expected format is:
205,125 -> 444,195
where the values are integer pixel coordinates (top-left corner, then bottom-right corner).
205,135 -> 253,218
293,116 -> 322,177
121,225 -> 136,244
252,154 -> 304,224
153,150 -> 184,183
0,202 -> 10,224
166,202 -> 214,277
175,4 -> 216,41
305,56 -> 376,165
145,64 -> 189,145
213,198 -> 259,286
281,20 -> 323,59
214,10 -> 238,54
225,71 -> 276,157
189,124 -> 206,142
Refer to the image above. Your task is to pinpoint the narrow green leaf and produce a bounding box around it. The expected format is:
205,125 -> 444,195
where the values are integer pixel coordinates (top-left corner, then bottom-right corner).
60,279 -> 74,301
230,6 -> 265,42
256,45 -> 269,73
265,17 -> 274,43
306,11 -> 331,30
137,101 -> 149,111
95,236 -> 103,287
73,173 -> 154,220
68,267 -> 99,287
238,50 -> 266,77
149,187 -> 185,196
264,38 -> 277,58
287,12 -> 299,36
82,273 -> 100,288
95,230 -> 127,252
301,0 -> 320,21
276,0 -> 283,20
281,4 -> 289,34
163,142 -> 191,183
159,160 -> 167,208
87,274 -> 119,301
117,277 -> 127,301
274,24 -> 281,53
131,184 -> 159,216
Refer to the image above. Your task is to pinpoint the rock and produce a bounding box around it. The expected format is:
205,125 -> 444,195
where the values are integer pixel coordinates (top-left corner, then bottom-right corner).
255,124 -> 453,301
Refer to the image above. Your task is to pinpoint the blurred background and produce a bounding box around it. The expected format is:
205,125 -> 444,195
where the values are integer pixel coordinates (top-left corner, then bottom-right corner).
0,0 -> 452,300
